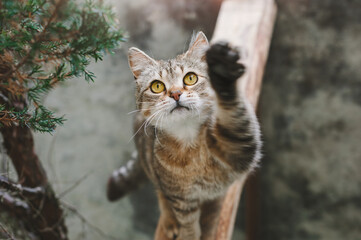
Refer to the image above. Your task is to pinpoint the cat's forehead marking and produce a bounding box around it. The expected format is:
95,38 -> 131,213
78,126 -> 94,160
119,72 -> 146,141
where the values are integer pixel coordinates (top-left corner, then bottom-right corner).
159,69 -> 168,81
167,60 -> 176,79
157,60 -> 185,84
175,65 -> 183,75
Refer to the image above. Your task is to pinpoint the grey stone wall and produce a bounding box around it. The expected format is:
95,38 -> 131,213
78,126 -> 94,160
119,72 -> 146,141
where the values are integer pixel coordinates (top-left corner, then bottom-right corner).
31,0 -> 361,239
258,1 -> 361,239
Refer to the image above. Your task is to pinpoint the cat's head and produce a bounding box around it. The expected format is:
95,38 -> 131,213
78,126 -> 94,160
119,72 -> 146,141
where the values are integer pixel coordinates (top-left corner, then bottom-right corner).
128,32 -> 214,140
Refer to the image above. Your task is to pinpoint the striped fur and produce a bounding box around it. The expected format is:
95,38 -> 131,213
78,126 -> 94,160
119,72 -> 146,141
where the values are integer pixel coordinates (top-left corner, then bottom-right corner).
128,32 -> 262,240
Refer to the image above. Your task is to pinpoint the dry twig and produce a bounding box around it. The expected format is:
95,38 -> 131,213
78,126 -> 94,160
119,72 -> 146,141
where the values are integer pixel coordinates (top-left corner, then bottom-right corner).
61,201 -> 120,240
0,222 -> 16,240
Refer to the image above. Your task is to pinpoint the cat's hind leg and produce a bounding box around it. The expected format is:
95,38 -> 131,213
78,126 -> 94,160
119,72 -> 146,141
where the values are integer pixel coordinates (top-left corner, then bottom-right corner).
106,152 -> 148,201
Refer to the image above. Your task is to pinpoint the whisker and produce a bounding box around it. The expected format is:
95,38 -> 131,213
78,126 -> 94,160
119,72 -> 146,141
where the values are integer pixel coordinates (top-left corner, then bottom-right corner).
128,108 -> 163,143
136,101 -> 171,104
154,112 -> 165,146
160,112 -> 167,135
144,112 -> 159,137
128,118 -> 148,143
190,104 -> 201,121
127,109 -> 140,115
144,109 -> 164,137
128,101 -> 174,142
128,102 -> 173,115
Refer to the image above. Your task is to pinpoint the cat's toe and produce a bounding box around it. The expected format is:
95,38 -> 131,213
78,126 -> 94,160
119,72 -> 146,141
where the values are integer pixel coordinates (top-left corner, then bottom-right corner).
165,224 -> 179,240
208,41 -> 239,62
155,217 -> 180,240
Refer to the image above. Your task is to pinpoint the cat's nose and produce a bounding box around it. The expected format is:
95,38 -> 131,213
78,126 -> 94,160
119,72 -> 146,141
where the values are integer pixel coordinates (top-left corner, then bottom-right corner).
170,90 -> 183,101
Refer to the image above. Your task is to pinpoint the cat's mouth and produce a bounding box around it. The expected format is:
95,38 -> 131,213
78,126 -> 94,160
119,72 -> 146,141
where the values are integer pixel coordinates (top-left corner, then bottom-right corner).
170,103 -> 190,113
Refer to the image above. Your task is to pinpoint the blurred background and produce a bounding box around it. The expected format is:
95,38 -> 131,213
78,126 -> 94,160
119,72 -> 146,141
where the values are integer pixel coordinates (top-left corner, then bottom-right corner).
31,0 -> 361,239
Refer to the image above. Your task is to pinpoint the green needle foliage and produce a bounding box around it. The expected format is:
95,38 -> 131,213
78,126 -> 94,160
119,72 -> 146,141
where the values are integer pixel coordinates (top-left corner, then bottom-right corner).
0,0 -> 125,132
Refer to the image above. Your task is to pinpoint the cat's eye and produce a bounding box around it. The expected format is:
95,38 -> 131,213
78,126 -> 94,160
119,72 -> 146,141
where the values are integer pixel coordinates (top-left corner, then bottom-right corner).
150,80 -> 165,93
183,72 -> 198,86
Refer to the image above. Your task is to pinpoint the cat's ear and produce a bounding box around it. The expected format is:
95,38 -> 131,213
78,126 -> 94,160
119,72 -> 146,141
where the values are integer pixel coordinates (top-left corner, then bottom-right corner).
186,31 -> 209,58
128,47 -> 157,78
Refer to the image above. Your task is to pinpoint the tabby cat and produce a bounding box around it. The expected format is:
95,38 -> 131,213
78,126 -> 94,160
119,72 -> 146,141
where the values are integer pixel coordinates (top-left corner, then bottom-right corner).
107,32 -> 261,240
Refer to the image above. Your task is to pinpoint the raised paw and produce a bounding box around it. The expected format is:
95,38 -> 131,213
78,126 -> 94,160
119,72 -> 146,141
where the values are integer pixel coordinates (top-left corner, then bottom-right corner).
206,41 -> 245,97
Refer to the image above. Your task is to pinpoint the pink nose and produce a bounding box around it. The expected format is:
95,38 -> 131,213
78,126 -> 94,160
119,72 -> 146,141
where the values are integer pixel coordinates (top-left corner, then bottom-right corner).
170,90 -> 182,101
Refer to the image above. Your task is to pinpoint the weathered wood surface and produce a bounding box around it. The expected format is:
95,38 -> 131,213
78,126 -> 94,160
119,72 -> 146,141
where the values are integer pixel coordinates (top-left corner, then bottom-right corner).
212,0 -> 277,239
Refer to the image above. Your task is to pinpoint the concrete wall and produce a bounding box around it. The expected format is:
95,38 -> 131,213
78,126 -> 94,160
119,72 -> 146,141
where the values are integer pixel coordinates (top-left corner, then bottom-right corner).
32,0 -> 361,239
258,1 -> 361,239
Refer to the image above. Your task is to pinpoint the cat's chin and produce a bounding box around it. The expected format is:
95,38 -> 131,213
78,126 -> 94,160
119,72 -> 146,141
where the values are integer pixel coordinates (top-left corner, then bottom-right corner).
170,105 -> 190,114
156,108 -> 208,144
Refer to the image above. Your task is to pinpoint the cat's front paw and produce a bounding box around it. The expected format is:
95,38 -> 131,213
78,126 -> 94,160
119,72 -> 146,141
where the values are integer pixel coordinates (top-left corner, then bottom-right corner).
206,42 -> 245,100
155,215 -> 180,240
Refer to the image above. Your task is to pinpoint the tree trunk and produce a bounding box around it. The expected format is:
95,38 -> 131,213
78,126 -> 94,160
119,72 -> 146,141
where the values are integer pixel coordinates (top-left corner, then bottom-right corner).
0,118 -> 68,239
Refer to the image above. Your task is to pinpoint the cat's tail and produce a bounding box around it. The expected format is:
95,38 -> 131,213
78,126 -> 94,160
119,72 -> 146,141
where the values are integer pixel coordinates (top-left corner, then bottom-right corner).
107,151 -> 148,201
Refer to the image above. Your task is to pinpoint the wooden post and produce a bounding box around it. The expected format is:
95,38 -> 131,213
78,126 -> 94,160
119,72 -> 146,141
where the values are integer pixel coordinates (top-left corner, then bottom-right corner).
212,0 -> 277,239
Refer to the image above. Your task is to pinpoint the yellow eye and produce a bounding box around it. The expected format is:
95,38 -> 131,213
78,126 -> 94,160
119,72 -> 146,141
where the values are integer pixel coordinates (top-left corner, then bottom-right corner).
183,72 -> 198,86
150,80 -> 165,93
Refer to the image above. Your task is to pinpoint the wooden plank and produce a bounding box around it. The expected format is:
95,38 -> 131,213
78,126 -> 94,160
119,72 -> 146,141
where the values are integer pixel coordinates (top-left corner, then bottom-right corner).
212,0 -> 277,239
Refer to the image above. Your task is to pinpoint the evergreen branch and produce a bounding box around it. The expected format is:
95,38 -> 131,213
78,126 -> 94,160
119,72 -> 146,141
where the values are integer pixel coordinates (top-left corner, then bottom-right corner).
2,0 -> 66,80
0,105 -> 65,133
0,0 -> 125,133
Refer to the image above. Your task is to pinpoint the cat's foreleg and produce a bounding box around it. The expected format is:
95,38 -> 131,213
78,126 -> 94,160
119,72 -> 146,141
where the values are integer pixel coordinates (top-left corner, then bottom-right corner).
155,192 -> 180,240
156,192 -> 201,240
205,42 -> 261,173
199,197 -> 224,240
